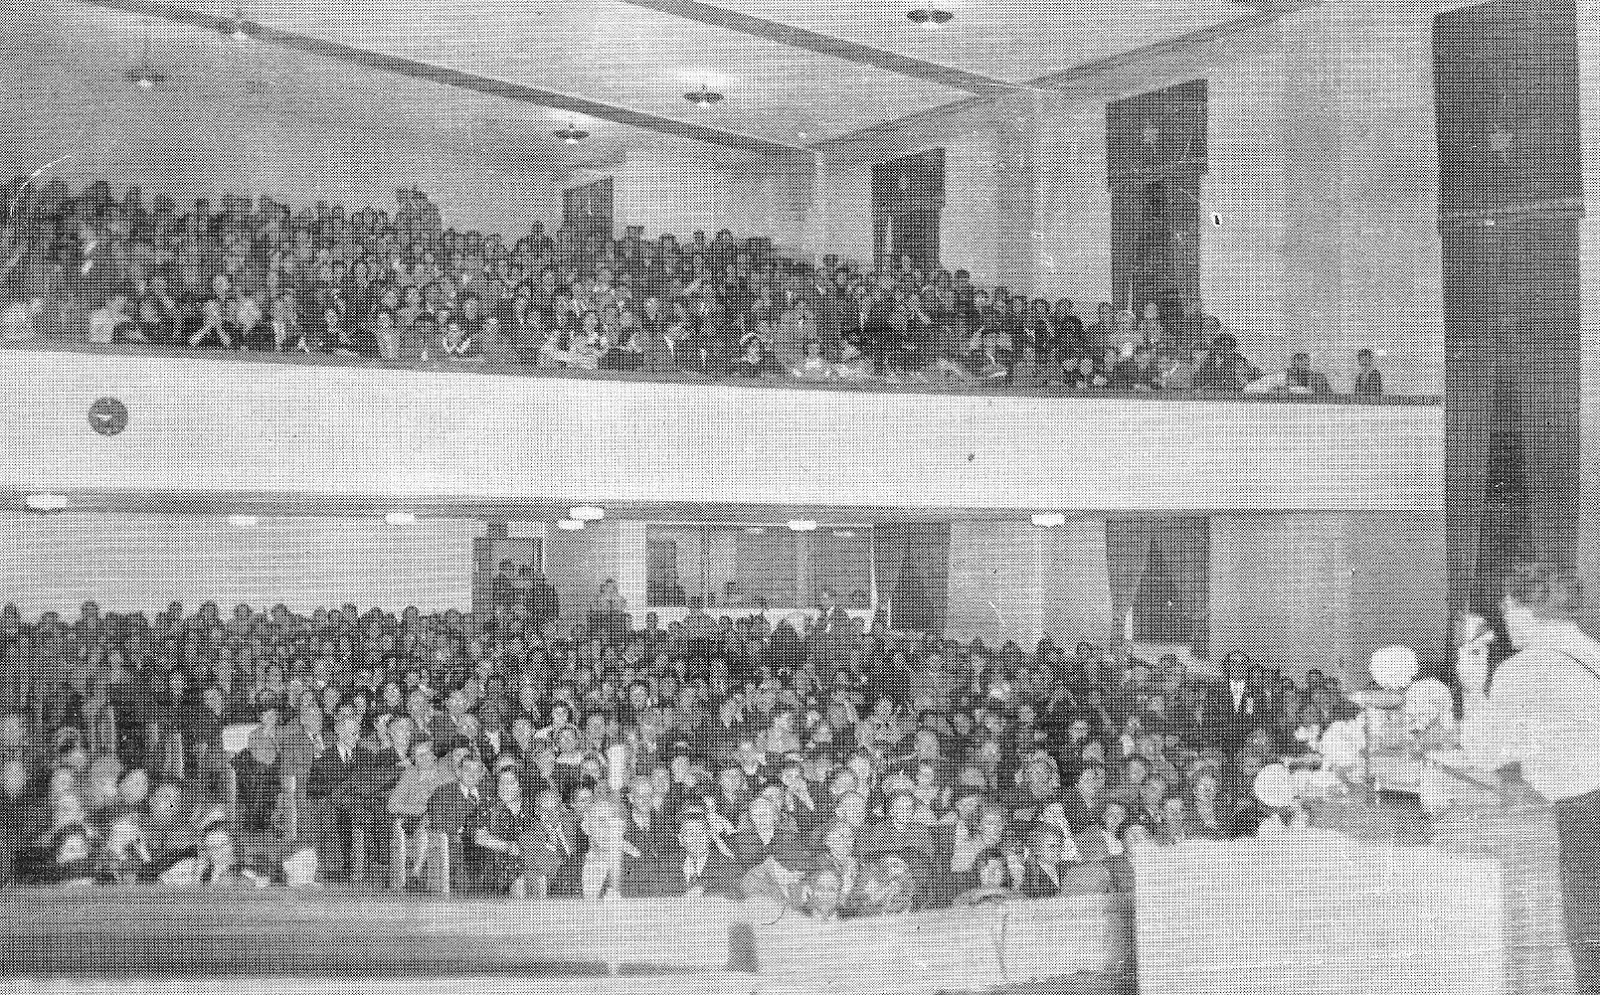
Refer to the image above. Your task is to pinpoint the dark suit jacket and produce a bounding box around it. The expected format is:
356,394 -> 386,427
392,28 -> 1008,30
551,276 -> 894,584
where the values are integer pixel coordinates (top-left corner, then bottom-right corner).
728,827 -> 807,874
1204,684 -> 1268,751
637,844 -> 741,898
1020,860 -> 1067,899
425,783 -> 485,838
306,745 -> 362,802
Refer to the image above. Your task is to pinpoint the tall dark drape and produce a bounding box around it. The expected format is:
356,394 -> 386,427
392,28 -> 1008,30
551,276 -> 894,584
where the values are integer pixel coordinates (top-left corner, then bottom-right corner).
872,522 -> 951,633
1106,518 -> 1156,655
1436,0 -> 1581,622
562,178 -> 614,244
872,149 -> 945,273
1107,80 -> 1207,336
1110,517 -> 1210,658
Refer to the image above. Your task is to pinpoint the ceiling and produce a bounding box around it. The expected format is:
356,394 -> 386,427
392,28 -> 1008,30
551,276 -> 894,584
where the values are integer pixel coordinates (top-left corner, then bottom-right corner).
21,0 -> 1278,165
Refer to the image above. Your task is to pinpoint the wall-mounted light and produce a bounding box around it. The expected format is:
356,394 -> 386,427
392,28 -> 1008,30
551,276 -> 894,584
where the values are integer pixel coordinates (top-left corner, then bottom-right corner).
557,518 -> 585,531
1031,512 -> 1067,528
384,511 -> 418,526
787,520 -> 818,532
226,514 -> 260,528
24,494 -> 70,513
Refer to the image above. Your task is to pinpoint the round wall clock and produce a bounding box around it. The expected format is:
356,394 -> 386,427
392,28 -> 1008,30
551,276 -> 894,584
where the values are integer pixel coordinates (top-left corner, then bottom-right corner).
88,396 -> 129,436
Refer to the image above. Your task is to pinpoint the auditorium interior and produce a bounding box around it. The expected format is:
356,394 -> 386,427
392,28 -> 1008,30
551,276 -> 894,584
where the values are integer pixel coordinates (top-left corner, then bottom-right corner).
0,0 -> 1597,992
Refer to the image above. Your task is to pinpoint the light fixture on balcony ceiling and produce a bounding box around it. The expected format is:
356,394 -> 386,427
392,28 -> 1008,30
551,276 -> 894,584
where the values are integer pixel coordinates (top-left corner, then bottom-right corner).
787,519 -> 818,532
1031,512 -> 1067,528
557,518 -> 585,531
384,511 -> 418,526
684,85 -> 724,108
226,514 -> 260,528
906,8 -> 954,28
220,6 -> 257,41
126,23 -> 167,90
24,494 -> 70,513
553,122 -> 589,144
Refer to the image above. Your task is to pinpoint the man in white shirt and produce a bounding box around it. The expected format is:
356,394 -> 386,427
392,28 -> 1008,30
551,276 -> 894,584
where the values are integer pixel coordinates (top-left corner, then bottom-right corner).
1459,562 -> 1600,991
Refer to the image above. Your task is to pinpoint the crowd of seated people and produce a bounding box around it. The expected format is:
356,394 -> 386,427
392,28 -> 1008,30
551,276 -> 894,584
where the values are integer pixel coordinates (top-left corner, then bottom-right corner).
0,178 -> 1388,397
0,585 -> 1359,910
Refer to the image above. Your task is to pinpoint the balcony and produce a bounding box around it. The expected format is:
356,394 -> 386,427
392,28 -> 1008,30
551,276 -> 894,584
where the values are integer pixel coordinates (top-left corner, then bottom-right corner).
0,342 -> 1441,516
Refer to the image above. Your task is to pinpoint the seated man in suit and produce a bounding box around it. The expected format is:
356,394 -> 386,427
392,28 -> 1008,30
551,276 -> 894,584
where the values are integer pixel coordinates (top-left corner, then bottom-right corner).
642,814 -> 739,898
422,754 -> 489,894
729,795 -> 809,900
305,715 -> 364,881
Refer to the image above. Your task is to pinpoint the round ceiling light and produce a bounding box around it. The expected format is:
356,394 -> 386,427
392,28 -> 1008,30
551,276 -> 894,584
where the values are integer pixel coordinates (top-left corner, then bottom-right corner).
787,520 -> 818,532
906,8 -> 954,28
127,65 -> 166,90
24,493 -> 70,513
557,518 -> 586,531
220,8 -> 257,41
553,122 -> 590,144
684,85 -> 724,108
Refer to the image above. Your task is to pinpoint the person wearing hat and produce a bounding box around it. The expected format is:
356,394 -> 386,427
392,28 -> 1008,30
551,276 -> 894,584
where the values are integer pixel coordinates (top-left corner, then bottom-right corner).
1458,562 -> 1600,992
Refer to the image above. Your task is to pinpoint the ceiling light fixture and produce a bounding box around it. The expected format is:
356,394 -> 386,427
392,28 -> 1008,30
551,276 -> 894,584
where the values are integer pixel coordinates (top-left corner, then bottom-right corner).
127,20 -> 167,90
569,505 -> 605,522
383,511 -> 418,526
220,7 -> 256,41
226,514 -> 260,528
906,8 -> 954,28
1031,512 -> 1067,528
553,122 -> 590,144
24,494 -> 70,513
684,85 -> 724,108
787,519 -> 818,532
557,518 -> 585,531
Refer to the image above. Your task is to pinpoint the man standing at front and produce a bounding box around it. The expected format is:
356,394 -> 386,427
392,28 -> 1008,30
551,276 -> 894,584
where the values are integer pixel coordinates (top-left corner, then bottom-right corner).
1459,562 -> 1600,992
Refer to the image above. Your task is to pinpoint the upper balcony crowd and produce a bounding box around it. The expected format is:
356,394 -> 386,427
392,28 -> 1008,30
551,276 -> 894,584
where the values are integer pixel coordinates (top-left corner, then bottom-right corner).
0,180 -> 1395,397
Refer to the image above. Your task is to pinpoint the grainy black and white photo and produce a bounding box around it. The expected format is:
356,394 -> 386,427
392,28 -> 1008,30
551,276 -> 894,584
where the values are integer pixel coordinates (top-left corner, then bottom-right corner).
0,0 -> 1590,992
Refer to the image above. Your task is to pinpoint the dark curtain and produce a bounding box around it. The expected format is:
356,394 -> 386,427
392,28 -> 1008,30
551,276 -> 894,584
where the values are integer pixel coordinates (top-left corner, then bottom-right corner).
1106,518 -> 1155,655
872,149 -> 945,273
873,522 -> 951,633
562,178 -> 614,244
1113,517 -> 1210,658
1436,0 -> 1581,623
1106,80 -> 1207,332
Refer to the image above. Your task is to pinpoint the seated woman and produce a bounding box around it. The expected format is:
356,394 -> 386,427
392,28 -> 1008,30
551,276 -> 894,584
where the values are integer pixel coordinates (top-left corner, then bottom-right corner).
727,333 -> 783,378
475,766 -> 535,897
790,339 -> 838,381
1018,822 -> 1110,898
42,825 -> 98,887
848,851 -> 918,916
965,327 -> 1011,381
953,847 -> 1018,906
97,813 -> 152,884
158,824 -> 251,887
